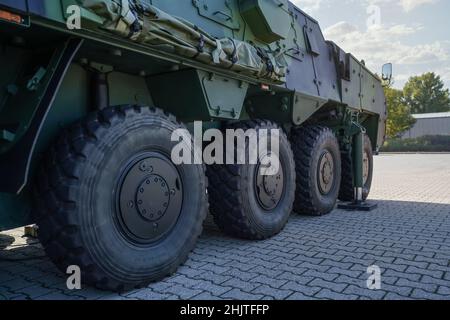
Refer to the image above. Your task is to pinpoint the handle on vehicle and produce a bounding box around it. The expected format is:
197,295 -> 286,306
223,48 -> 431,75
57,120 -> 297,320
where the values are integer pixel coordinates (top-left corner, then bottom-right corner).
272,0 -> 285,7
214,10 -> 233,21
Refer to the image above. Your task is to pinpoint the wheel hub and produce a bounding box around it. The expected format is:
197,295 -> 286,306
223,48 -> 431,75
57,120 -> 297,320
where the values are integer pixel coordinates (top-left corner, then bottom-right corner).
136,175 -> 170,222
255,155 -> 284,211
318,150 -> 335,195
116,153 -> 183,244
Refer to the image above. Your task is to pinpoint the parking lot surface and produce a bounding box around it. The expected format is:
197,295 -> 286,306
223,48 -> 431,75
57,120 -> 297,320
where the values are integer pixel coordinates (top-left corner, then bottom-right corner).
1,154 -> 449,300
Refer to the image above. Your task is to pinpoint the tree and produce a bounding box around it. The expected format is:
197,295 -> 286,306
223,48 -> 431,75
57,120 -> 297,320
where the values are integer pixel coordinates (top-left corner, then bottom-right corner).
403,72 -> 450,114
385,87 -> 416,138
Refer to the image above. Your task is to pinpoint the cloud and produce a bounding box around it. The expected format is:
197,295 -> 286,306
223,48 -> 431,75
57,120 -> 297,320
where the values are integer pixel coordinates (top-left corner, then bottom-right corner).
291,0 -> 448,88
365,0 -> 439,12
292,0 -> 439,14
433,66 -> 450,83
399,0 -> 438,11
290,0 -> 324,12
324,22 -> 448,65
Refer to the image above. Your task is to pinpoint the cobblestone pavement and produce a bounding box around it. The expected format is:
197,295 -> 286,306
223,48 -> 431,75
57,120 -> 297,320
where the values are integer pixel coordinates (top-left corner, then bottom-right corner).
1,154 -> 449,300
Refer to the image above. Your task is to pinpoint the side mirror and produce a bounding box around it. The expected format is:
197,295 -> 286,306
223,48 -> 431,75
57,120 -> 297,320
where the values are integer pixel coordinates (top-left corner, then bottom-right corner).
382,63 -> 393,82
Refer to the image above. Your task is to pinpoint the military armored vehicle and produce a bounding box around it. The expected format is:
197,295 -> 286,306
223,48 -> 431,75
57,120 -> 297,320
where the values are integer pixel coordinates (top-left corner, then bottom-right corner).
0,0 -> 390,290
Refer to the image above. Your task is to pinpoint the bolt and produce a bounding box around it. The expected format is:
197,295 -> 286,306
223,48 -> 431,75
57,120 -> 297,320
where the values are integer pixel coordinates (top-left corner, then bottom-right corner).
128,201 -> 134,208
171,189 -> 176,195
139,161 -> 148,172
153,223 -> 159,229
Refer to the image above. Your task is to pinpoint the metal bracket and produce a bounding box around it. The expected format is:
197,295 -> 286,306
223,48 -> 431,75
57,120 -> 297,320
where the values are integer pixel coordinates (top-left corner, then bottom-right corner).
0,129 -> 15,143
338,125 -> 378,212
338,202 -> 378,212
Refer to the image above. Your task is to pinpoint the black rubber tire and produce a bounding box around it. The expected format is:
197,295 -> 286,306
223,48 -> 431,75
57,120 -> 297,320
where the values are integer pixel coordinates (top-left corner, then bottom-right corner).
207,120 -> 296,240
33,106 -> 208,291
291,126 -> 342,216
338,134 -> 374,202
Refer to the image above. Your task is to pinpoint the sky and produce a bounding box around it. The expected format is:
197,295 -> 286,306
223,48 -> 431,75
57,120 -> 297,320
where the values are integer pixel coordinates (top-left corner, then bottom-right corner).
291,0 -> 450,90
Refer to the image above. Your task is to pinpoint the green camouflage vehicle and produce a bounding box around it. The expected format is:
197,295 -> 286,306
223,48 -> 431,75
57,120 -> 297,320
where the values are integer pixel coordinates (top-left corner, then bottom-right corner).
0,0 -> 390,290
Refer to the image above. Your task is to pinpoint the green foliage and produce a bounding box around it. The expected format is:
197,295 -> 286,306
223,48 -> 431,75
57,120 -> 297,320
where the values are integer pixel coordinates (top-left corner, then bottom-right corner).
382,136 -> 450,152
403,72 -> 450,114
384,87 -> 416,138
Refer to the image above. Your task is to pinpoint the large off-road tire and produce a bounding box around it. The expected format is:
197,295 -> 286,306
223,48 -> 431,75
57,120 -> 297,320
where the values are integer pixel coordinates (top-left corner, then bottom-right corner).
338,134 -> 374,202
291,126 -> 341,216
207,120 -> 296,240
33,106 -> 208,291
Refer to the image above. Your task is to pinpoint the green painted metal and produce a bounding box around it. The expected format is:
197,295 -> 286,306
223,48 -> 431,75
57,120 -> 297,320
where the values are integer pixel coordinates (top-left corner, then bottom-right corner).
245,89 -> 293,124
353,130 -> 364,190
0,0 -> 388,230
0,191 -> 32,231
292,92 -> 328,125
148,69 -> 248,121
0,129 -> 15,142
192,0 -> 241,30
0,42 -> 67,155
62,0 -> 105,27
239,0 -> 291,43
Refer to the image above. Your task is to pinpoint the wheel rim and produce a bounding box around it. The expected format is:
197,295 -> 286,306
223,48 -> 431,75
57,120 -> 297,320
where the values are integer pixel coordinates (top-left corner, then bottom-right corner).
363,150 -> 370,185
115,152 -> 183,244
317,150 -> 335,195
254,154 -> 285,211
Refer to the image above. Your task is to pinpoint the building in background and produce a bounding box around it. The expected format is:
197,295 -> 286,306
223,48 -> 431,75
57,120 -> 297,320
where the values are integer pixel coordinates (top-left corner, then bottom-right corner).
403,112 -> 450,139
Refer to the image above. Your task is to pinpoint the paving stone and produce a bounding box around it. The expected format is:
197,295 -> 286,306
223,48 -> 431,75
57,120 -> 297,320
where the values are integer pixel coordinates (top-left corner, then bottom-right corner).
1,277 -> 32,291
343,285 -> 386,300
396,278 -> 439,293
252,285 -> 292,300
309,279 -> 348,293
16,285 -> 59,299
1,154 -> 450,300
165,284 -> 203,300
286,292 -> 319,300
315,289 -> 359,300
222,278 -> 260,292
220,289 -> 264,300
410,288 -> 450,300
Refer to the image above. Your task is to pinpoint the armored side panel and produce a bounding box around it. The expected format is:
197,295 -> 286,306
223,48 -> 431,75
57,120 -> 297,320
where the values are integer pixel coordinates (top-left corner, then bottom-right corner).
239,0 -> 291,43
148,69 -> 248,121
149,0 -> 239,38
341,54 -> 363,110
0,0 -> 27,12
0,0 -> 387,231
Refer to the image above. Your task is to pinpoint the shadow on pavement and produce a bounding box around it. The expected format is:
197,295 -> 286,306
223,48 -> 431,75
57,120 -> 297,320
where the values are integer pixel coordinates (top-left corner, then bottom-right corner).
0,199 -> 449,300
0,234 -> 15,250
